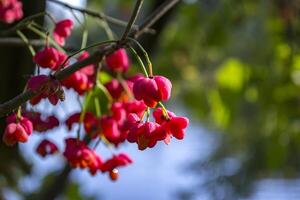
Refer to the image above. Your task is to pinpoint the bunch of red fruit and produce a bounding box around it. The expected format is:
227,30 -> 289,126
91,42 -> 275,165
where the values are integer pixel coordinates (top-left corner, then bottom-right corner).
0,0 -> 23,24
2,15 -> 189,181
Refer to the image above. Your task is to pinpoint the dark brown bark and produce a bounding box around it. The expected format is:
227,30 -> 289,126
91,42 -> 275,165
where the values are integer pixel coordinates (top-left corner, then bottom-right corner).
0,0 -> 46,192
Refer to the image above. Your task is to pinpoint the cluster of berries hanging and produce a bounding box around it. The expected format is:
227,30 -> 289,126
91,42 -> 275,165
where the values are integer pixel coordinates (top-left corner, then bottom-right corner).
0,0 -> 23,24
1,1 -> 189,181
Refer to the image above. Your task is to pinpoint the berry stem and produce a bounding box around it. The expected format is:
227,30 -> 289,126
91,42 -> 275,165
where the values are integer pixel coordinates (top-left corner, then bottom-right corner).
27,24 -> 66,53
93,137 -> 102,150
80,91 -> 92,123
77,96 -> 83,141
97,82 -> 113,104
94,97 -> 101,117
77,91 -> 92,141
45,32 -> 49,47
158,102 -> 169,119
55,40 -> 117,73
100,135 -> 115,153
16,106 -> 22,122
31,22 -> 50,33
81,21 -> 89,49
70,9 -> 83,25
117,73 -> 134,100
141,108 -> 149,122
96,20 -> 115,40
127,45 -> 149,77
16,30 -> 36,56
127,37 -> 153,76
146,107 -> 150,122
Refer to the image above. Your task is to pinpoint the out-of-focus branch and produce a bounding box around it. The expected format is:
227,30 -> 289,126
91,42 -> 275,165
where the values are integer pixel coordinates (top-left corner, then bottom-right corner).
133,0 -> 181,38
47,0 -> 154,34
0,37 -> 45,47
120,0 -> 144,41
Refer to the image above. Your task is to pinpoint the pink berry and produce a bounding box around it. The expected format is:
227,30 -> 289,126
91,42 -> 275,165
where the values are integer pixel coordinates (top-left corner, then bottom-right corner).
36,139 -> 59,157
33,47 -> 68,70
53,19 -> 73,46
133,75 -> 172,107
105,48 -> 129,73
0,0 -> 23,24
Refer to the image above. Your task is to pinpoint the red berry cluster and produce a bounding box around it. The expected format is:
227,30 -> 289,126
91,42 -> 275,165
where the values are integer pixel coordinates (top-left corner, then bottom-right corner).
62,137 -> 131,180
63,138 -> 103,175
3,114 -> 32,146
0,0 -> 23,24
124,108 -> 189,150
2,14 -> 189,182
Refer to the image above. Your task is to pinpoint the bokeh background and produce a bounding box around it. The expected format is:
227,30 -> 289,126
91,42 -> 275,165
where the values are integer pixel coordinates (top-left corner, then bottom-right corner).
1,0 -> 300,199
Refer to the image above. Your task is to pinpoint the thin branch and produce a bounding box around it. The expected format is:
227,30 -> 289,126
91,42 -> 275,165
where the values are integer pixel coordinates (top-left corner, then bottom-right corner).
27,24 -> 66,53
16,31 -> 36,55
47,0 -> 154,34
0,37 -> 45,47
132,0 -> 181,38
120,0 -> 144,41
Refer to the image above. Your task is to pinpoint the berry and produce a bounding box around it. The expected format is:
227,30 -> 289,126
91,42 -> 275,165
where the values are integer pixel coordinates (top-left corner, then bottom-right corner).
27,75 -> 65,105
133,75 -> 172,107
36,139 -> 59,157
0,0 -> 23,24
153,108 -> 189,140
105,48 -> 129,73
100,115 -> 125,147
3,114 -> 33,146
61,51 -> 95,95
104,79 -> 124,100
33,47 -> 68,70
65,112 -> 100,138
101,153 -> 132,180
53,19 -> 73,46
24,111 -> 59,132
63,138 -> 102,175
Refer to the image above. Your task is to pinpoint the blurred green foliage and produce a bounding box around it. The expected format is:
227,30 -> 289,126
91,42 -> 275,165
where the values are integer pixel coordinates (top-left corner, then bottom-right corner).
150,0 -> 300,197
